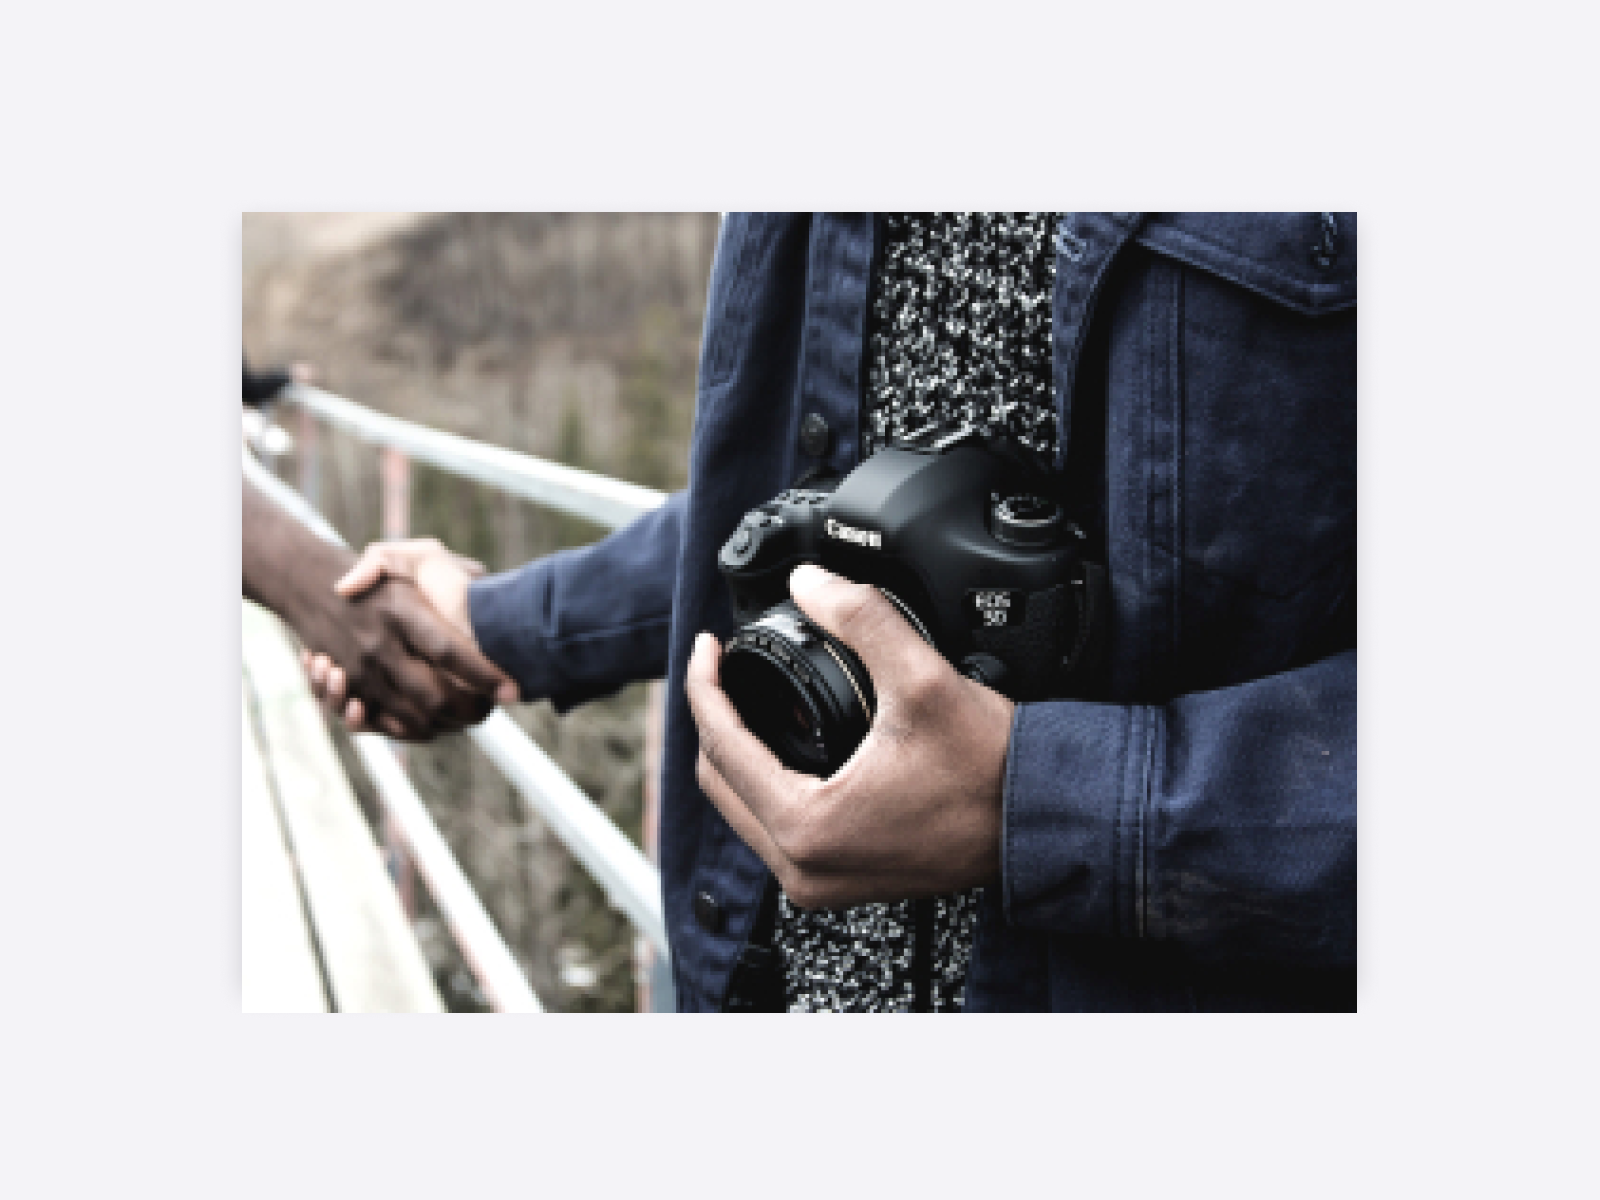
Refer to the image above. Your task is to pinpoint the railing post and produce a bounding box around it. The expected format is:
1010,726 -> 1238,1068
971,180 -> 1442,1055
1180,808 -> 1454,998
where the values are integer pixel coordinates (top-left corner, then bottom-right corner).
297,405 -> 321,510
636,679 -> 674,1012
265,390 -> 674,1002
379,445 -> 418,918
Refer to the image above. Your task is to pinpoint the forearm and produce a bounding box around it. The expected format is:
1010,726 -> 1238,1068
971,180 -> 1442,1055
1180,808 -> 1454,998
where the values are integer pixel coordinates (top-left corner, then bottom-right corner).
1003,651 -> 1356,968
469,490 -> 686,709
242,477 -> 353,631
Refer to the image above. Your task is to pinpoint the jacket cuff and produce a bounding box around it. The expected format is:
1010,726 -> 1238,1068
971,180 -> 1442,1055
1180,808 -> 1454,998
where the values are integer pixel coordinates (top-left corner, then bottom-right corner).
1001,699 -> 1157,939
469,561 -> 562,703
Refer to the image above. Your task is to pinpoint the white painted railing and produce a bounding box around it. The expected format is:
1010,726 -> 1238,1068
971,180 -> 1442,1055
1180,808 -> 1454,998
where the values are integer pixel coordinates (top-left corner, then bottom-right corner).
284,383 -> 666,530
245,389 -> 672,1011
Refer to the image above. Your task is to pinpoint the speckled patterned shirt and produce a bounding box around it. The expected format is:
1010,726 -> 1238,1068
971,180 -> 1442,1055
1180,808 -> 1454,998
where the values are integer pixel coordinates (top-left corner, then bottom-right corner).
772,212 -> 1062,1013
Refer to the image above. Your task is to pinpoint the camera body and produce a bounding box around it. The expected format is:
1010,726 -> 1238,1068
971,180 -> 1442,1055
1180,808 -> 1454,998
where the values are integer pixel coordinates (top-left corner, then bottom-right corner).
717,428 -> 1106,775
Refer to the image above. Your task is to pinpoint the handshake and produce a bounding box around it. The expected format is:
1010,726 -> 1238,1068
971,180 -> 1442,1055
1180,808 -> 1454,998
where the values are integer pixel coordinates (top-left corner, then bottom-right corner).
298,538 -> 516,741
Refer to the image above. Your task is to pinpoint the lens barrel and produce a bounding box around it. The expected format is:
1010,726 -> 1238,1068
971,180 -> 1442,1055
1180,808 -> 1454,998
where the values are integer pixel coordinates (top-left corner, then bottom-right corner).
720,600 -> 875,777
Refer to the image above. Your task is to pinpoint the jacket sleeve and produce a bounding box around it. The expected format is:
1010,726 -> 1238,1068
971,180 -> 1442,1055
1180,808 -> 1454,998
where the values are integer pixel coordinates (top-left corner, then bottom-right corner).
1002,649 -> 1355,968
467,490 -> 685,711
242,356 -> 291,407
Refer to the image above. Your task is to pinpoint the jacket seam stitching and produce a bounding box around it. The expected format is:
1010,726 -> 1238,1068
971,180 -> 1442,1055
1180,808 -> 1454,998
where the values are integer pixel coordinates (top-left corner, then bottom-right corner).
1001,706 -> 1022,926
1171,267 -> 1186,673
1132,710 -> 1145,947
1109,706 -> 1125,939
1138,707 -> 1159,939
1135,224 -> 1355,308
1124,706 -> 1142,939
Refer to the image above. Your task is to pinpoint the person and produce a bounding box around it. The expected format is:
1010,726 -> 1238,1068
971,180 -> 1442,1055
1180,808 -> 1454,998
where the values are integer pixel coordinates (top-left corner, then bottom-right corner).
241,355 -> 517,740
243,356 -> 295,409
310,213 -> 1356,1012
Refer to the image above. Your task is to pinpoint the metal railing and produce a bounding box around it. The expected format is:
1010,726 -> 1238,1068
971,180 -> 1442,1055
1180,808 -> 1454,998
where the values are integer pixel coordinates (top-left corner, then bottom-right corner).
285,384 -> 666,530
247,383 -> 672,1011
244,454 -> 544,1012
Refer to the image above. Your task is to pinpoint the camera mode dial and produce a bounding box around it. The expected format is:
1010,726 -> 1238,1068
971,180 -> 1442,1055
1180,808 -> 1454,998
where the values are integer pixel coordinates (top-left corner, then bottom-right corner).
991,494 -> 1066,549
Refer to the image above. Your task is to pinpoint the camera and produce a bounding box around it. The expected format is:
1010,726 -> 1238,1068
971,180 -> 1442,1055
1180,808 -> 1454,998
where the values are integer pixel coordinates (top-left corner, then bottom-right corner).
717,425 -> 1107,776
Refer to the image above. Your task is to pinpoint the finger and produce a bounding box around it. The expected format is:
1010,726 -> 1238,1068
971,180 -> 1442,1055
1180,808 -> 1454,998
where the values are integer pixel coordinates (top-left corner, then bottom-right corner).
308,653 -> 331,689
396,660 -> 494,729
377,711 -> 411,740
367,665 -> 442,737
343,698 -> 370,732
324,638 -> 434,736
381,652 -> 472,734
456,556 -> 488,578
696,749 -> 797,882
684,632 -> 808,832
435,676 -> 496,726
336,539 -> 453,597
392,602 -> 518,704
788,564 -> 947,701
334,548 -> 392,597
311,663 -> 340,720
380,538 -> 448,576
325,664 -> 349,708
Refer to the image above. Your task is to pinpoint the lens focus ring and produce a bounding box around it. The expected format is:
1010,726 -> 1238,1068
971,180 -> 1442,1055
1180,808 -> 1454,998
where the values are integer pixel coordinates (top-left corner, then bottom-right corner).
719,600 -> 874,777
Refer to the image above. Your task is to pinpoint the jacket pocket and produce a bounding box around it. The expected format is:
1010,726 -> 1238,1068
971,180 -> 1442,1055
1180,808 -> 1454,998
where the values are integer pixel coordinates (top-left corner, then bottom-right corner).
1131,213 -> 1356,600
1136,212 -> 1356,316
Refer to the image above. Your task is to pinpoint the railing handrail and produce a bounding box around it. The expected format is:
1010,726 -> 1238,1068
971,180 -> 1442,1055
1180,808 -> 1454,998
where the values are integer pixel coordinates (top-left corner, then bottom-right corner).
352,735 -> 545,1012
245,429 -> 668,996
283,383 -> 668,530
268,387 -> 670,954
244,451 -> 549,1009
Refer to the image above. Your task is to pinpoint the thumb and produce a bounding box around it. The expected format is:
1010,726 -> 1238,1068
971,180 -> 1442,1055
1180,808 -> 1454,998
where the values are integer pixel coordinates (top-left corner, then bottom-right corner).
334,540 -> 444,597
788,564 -> 939,699
334,545 -> 397,597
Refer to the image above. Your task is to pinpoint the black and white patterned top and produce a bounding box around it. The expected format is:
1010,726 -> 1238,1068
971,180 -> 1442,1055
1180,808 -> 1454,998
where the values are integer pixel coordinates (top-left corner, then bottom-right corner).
772,212 -> 1062,1013
862,211 -> 1061,460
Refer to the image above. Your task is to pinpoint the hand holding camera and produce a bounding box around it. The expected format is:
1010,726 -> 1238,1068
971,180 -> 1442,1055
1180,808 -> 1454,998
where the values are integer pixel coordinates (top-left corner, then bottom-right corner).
714,428 -> 1106,776
685,428 -> 1108,907
686,564 -> 1015,909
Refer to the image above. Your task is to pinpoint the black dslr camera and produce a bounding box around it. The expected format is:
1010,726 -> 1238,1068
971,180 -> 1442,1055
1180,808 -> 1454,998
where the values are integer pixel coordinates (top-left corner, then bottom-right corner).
717,426 -> 1107,777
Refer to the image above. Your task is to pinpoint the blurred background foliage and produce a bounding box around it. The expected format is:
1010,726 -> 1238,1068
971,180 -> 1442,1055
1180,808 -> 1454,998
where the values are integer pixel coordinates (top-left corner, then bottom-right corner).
243,213 -> 719,1010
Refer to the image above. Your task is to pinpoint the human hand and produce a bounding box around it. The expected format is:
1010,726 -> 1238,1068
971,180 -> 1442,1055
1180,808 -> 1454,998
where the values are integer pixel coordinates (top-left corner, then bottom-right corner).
303,538 -> 497,732
684,564 -> 1014,909
292,565 -> 517,741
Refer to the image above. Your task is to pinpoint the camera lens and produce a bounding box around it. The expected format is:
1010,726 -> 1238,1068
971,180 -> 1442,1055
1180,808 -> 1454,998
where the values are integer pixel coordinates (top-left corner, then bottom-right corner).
720,600 -> 874,777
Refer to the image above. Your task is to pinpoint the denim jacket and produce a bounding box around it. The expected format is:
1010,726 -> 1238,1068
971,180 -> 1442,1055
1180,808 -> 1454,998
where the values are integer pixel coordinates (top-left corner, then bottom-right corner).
470,213 -> 1357,1012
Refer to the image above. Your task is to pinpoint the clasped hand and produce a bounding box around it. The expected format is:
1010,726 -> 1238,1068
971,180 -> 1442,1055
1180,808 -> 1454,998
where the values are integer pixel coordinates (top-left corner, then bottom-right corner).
301,539 -> 514,740
686,564 -> 1014,909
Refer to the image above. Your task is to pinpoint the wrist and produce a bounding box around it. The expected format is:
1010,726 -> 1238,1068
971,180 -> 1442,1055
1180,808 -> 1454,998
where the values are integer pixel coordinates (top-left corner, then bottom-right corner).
260,540 -> 353,637
242,478 -> 353,626
416,558 -> 477,645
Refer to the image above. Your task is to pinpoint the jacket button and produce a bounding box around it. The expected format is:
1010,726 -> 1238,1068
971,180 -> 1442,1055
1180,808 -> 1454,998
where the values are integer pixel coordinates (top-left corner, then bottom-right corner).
798,411 -> 831,458
693,890 -> 725,934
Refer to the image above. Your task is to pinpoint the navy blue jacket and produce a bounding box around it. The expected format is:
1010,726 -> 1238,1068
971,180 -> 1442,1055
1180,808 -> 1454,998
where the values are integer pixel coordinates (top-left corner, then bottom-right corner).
470,213 -> 1357,1012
